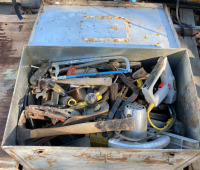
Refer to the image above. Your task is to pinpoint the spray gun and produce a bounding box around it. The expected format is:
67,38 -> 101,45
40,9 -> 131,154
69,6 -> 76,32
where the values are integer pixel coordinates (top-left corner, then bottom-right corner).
142,56 -> 176,107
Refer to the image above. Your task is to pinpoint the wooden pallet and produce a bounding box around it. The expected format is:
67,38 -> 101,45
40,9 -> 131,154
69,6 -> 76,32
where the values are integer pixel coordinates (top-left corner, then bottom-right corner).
0,14 -> 36,169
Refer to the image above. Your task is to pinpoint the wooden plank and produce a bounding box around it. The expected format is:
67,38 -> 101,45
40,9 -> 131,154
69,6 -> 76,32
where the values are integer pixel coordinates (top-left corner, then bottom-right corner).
182,0 -> 200,3
20,0 -> 40,8
179,9 -> 199,59
0,0 -> 40,8
180,9 -> 195,26
0,15 -> 36,159
0,0 -> 14,3
174,24 -> 200,36
0,14 -> 37,22
164,4 -> 200,10
43,0 -> 163,8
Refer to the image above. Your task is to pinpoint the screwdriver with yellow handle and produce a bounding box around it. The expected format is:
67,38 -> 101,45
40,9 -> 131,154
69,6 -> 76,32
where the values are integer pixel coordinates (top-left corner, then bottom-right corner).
78,86 -> 108,107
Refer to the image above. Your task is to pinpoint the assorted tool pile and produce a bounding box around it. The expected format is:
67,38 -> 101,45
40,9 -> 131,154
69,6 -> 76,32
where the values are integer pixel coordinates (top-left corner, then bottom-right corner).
17,56 -> 199,149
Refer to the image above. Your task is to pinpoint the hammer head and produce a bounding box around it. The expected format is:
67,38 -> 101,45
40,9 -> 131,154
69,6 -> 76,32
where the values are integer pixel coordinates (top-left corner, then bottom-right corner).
17,110 -> 31,145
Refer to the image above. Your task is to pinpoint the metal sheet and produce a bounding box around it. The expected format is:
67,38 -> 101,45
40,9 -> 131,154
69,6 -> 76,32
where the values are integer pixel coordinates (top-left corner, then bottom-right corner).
2,47 -> 200,169
3,146 -> 200,170
29,2 -> 180,48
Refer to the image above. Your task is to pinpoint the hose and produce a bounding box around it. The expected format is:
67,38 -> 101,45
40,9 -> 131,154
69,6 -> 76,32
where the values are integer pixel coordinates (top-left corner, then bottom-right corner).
108,135 -> 170,149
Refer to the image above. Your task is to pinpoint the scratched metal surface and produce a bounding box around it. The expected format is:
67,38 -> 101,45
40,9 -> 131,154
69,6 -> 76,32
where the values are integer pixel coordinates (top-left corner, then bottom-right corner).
29,3 -> 180,48
2,46 -> 200,169
3,146 -> 200,170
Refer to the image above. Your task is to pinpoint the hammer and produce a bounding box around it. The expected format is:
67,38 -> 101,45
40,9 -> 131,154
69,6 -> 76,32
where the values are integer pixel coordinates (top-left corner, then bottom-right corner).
17,111 -> 136,145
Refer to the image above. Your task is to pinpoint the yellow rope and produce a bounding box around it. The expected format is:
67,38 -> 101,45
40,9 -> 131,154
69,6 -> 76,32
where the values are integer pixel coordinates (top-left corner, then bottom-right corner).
147,103 -> 173,131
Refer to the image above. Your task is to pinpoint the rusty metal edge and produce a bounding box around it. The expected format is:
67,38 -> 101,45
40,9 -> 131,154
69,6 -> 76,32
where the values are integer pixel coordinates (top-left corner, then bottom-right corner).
175,152 -> 200,170
28,1 -> 44,44
2,145 -> 200,153
163,4 -> 181,48
43,0 -> 164,8
2,145 -> 200,169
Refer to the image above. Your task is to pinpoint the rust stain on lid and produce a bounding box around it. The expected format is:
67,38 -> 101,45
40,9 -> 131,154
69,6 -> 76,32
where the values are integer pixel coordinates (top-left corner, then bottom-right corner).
84,15 -> 127,21
81,16 -> 131,43
109,26 -> 118,30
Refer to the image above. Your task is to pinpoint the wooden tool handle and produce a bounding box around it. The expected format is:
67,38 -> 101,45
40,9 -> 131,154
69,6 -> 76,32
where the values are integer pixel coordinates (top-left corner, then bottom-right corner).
55,77 -> 112,86
63,102 -> 109,125
30,117 -> 135,139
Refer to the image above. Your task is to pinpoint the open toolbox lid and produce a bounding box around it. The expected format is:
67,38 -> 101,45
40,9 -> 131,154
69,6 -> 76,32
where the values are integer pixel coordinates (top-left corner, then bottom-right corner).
29,0 -> 181,48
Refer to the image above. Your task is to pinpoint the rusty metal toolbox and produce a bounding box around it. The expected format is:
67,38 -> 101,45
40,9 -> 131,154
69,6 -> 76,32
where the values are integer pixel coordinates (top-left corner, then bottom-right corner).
1,1 -> 200,169
2,46 -> 200,169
